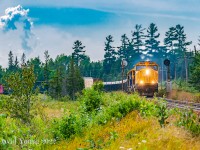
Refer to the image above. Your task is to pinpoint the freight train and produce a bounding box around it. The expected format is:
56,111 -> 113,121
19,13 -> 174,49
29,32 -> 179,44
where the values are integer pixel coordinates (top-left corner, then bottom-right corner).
103,61 -> 159,96
127,61 -> 158,96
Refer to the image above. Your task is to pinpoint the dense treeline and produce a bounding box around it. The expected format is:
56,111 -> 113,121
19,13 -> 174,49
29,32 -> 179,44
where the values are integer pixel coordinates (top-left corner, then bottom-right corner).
0,22 -> 200,97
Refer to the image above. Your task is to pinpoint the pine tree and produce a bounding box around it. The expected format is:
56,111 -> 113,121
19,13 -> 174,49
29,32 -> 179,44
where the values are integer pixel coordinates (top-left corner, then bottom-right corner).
145,23 -> 160,58
190,52 -> 200,89
44,50 -> 50,92
14,56 -> 19,72
49,66 -> 64,99
164,27 -> 176,50
118,34 -> 129,60
21,53 -> 26,66
14,56 -> 19,67
72,40 -> 86,65
8,51 -> 14,71
103,35 -> 116,74
118,34 -> 134,69
66,59 -> 84,100
175,24 -> 192,54
132,24 -> 145,59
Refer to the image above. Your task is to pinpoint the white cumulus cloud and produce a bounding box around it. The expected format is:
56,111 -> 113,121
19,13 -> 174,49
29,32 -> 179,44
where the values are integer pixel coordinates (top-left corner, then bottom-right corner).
0,5 -> 33,51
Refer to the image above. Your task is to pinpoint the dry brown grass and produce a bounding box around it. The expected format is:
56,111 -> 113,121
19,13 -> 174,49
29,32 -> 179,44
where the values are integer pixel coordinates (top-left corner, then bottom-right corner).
167,90 -> 199,102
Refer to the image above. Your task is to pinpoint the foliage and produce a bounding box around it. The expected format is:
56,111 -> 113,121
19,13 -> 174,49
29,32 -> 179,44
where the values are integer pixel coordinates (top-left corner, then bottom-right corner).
3,66 -> 36,123
66,59 -> 84,100
59,109 -> 200,150
44,50 -> 50,92
0,110 -> 53,150
94,95 -> 141,125
145,23 -> 160,57
103,35 -> 116,74
156,89 -> 166,97
190,52 -> 200,90
156,100 -> 169,128
80,88 -> 103,113
72,40 -> 86,65
49,66 -> 64,99
139,100 -> 156,117
173,79 -> 198,93
92,81 -> 104,92
52,113 -> 87,140
177,109 -> 200,136
109,131 -> 118,141
118,34 -> 133,66
132,24 -> 146,59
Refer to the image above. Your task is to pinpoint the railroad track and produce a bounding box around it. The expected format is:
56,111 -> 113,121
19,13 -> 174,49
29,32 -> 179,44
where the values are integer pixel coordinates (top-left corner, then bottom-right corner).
159,98 -> 200,111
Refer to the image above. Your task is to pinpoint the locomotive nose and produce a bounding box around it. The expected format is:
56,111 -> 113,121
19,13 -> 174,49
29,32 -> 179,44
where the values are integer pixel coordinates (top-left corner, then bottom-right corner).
145,69 -> 150,75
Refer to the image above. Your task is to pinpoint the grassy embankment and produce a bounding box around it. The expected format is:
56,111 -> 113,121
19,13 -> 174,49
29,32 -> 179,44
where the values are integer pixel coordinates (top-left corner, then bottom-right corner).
1,91 -> 200,150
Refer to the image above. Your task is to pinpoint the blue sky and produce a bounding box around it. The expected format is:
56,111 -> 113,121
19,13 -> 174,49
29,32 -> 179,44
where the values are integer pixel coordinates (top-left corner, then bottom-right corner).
0,0 -> 199,67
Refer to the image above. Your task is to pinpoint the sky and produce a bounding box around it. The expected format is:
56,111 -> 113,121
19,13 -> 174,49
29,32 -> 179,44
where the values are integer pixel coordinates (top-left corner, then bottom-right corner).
0,0 -> 200,67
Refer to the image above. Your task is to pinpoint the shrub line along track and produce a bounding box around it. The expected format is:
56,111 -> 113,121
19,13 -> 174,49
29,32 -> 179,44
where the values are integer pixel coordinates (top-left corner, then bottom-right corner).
158,97 -> 200,111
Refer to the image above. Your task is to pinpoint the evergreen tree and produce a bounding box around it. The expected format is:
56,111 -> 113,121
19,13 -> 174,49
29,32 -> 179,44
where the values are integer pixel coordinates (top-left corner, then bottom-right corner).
49,66 -> 64,99
175,24 -> 192,55
164,25 -> 191,57
190,52 -> 200,89
21,53 -> 26,66
118,34 -> 134,69
14,56 -> 19,68
66,59 -> 84,100
164,27 -> 176,51
28,57 -> 42,80
132,24 -> 145,59
103,35 -> 116,74
72,40 -> 86,65
145,23 -> 160,58
14,56 -> 19,72
44,50 -> 50,92
8,51 -> 14,71
164,25 -> 192,80
118,34 -> 129,60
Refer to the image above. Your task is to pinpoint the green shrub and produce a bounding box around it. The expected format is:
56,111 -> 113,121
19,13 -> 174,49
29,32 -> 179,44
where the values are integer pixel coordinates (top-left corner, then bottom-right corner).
93,81 -> 104,92
156,100 -> 169,128
177,109 -> 200,136
140,100 -> 156,117
81,88 -> 103,113
52,113 -> 87,140
94,97 -> 141,125
156,89 -> 166,97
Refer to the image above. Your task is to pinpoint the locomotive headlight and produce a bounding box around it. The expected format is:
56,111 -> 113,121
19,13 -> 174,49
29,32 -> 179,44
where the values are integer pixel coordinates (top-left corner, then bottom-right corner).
140,80 -> 144,84
146,69 -> 150,75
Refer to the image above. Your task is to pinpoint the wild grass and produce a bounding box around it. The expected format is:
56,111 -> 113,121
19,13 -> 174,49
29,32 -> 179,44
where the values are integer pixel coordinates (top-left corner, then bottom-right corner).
1,91 -> 200,150
51,111 -> 200,150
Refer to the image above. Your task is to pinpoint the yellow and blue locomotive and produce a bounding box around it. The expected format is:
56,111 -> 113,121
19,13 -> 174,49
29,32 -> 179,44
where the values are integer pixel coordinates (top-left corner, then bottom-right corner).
127,61 -> 158,96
